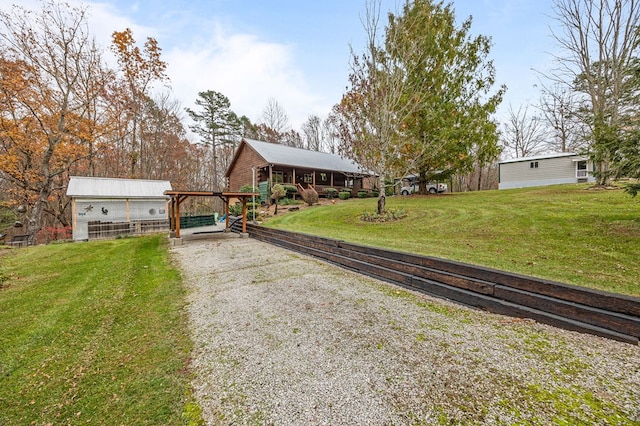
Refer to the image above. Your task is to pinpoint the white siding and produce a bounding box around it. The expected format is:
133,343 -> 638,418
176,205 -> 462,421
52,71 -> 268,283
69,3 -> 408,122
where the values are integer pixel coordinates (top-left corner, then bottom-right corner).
72,198 -> 169,241
499,155 -> 594,189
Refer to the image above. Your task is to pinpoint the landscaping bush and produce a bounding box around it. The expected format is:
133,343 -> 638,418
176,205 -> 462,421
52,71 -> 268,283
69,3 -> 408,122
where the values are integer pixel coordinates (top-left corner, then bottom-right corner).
326,188 -> 338,198
360,208 -> 407,222
239,184 -> 260,203
271,184 -> 287,215
338,191 -> 351,200
229,203 -> 243,216
279,198 -> 303,206
357,190 -> 369,198
283,185 -> 298,198
301,186 -> 319,206
247,202 -> 259,219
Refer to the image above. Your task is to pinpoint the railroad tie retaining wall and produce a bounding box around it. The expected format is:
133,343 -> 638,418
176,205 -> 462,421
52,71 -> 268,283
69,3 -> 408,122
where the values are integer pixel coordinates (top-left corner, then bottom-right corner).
232,223 -> 640,345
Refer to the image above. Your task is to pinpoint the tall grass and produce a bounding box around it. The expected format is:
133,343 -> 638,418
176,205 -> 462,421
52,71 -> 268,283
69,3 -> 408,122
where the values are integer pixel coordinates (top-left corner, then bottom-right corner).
0,235 -> 196,425
264,184 -> 640,296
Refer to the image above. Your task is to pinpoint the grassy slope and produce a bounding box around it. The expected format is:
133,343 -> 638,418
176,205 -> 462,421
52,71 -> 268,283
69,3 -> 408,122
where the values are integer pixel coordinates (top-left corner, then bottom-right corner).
0,235 -> 196,425
263,184 -> 640,297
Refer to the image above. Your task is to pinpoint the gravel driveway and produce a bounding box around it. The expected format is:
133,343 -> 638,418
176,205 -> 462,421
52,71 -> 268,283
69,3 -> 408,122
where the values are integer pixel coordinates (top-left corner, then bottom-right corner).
171,235 -> 640,425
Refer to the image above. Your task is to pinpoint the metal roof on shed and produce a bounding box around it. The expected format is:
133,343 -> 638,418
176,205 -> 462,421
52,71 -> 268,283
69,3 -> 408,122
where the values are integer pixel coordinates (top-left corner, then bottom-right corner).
243,138 -> 366,174
66,176 -> 172,198
499,152 -> 582,164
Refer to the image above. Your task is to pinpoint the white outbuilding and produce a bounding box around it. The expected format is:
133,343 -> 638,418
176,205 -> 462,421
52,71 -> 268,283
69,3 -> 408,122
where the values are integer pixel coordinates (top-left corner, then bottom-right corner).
66,176 -> 172,241
498,153 -> 595,190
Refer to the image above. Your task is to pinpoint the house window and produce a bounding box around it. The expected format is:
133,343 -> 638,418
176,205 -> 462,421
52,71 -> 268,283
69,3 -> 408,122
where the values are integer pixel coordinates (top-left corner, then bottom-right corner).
272,171 -> 284,184
304,174 -> 313,183
320,173 -> 327,182
576,160 -> 588,178
530,161 -> 539,169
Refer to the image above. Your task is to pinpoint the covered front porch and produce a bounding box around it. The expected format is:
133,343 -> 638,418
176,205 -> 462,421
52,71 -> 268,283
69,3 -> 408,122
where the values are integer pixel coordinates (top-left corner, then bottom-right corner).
255,165 -> 375,201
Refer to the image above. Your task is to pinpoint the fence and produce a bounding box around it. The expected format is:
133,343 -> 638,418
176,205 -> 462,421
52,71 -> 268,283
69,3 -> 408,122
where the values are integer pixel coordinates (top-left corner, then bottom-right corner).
170,214 -> 217,229
87,219 -> 169,240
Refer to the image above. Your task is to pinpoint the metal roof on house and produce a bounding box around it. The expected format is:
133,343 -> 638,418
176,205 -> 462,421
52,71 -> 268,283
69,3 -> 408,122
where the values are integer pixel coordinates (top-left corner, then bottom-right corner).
499,152 -> 583,164
243,138 -> 366,174
66,176 -> 172,198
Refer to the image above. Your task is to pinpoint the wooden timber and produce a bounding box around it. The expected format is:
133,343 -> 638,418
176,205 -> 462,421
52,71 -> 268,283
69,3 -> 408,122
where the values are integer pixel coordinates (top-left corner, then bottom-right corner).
230,223 -> 640,345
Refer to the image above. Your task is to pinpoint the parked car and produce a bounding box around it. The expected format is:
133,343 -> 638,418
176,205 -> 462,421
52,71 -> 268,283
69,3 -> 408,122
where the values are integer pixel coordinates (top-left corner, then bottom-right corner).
400,181 -> 447,195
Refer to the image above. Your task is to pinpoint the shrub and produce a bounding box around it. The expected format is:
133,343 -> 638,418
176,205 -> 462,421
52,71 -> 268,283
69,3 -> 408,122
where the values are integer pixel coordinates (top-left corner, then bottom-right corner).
300,186 -> 319,206
360,208 -> 407,222
229,203 -> 243,216
283,185 -> 297,198
279,198 -> 303,206
239,184 -> 260,202
357,190 -> 369,198
326,188 -> 337,198
271,184 -> 287,215
246,202 -> 259,220
37,226 -> 72,243
338,191 -> 351,200
372,190 -> 380,197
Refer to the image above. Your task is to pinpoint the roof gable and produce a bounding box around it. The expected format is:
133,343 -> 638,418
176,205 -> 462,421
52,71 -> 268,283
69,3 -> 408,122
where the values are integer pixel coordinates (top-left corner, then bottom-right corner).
66,176 -> 172,198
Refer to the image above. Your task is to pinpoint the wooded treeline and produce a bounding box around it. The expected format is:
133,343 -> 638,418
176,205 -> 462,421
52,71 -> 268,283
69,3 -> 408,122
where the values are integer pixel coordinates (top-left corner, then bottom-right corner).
2,0 -> 639,240
0,1 -> 319,238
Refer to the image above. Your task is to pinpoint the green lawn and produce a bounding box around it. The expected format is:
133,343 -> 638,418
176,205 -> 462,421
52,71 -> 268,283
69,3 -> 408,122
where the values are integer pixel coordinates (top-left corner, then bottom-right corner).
0,186 -> 637,424
0,235 -> 201,425
263,184 -> 640,297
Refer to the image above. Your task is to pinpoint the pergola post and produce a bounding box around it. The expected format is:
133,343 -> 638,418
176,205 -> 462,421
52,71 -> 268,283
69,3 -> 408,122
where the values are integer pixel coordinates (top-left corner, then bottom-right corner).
164,190 -> 258,240
241,197 -> 248,233
175,196 -> 182,238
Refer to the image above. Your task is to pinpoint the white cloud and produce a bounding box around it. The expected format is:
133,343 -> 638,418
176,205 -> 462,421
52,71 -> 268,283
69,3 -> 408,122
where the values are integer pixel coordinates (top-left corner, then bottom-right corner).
3,0 -> 324,131
166,25 -> 322,130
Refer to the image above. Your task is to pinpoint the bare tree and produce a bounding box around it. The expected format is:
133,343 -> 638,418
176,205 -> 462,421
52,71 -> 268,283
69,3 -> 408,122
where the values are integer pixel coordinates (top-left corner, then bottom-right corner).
260,97 -> 290,139
538,82 -> 586,153
549,0 -> 640,184
501,105 -> 549,158
302,114 -> 322,151
321,116 -> 340,154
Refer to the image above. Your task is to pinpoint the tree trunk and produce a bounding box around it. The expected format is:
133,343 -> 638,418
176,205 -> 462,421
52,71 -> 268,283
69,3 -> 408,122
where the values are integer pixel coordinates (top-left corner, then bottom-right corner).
377,175 -> 386,215
27,191 -> 49,239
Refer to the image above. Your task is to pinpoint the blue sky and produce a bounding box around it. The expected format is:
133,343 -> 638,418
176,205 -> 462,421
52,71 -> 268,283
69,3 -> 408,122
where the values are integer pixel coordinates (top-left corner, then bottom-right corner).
6,0 -> 558,135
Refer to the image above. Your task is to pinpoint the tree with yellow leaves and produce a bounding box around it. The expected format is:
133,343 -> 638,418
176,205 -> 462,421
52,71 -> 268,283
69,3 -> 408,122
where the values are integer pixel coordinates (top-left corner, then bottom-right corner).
0,1 -> 110,237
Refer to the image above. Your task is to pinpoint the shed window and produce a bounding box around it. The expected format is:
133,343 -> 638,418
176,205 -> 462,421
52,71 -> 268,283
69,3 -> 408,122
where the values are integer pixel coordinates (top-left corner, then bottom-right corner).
530,161 -> 539,169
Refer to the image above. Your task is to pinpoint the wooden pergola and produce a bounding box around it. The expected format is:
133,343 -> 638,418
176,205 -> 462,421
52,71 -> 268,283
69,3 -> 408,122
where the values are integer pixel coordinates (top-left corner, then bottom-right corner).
164,190 -> 259,238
